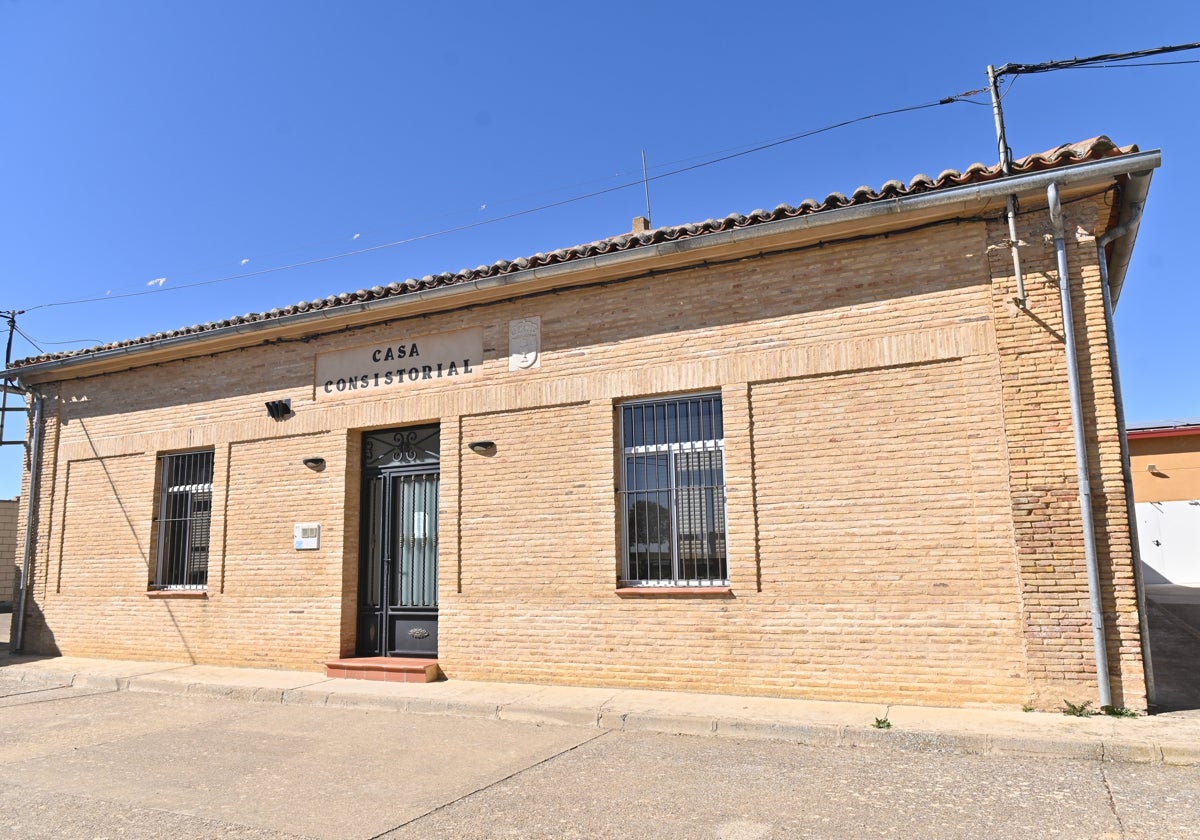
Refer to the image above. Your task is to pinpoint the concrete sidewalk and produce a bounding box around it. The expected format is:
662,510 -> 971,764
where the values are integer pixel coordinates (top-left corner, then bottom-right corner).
3,652 -> 1198,767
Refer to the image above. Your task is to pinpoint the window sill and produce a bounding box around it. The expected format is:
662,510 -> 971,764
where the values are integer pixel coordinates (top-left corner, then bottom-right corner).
146,589 -> 208,599
615,586 -> 733,598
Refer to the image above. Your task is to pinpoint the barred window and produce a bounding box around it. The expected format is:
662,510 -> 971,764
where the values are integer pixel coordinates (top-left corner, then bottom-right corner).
154,450 -> 214,590
619,394 -> 727,586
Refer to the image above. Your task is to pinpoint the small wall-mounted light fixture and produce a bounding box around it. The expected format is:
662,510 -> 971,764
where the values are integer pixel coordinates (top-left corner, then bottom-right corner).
467,440 -> 496,456
1147,463 -> 1167,476
302,457 -> 326,471
266,399 -> 293,420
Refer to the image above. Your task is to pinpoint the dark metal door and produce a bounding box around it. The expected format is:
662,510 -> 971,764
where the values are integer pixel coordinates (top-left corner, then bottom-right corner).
358,426 -> 440,658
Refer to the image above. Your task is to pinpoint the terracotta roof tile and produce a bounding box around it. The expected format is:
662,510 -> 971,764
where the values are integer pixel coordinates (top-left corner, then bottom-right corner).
11,136 -> 1136,369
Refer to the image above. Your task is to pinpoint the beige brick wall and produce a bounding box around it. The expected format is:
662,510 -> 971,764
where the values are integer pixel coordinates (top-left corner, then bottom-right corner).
0,497 -> 18,609
12,196 -> 1145,708
986,196 -> 1144,709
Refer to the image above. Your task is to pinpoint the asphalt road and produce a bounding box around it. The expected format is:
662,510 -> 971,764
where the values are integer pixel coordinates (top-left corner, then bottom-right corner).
1,675 -> 1198,840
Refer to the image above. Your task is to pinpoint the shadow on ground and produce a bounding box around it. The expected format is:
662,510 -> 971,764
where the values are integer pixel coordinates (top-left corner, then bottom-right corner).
1145,585 -> 1200,713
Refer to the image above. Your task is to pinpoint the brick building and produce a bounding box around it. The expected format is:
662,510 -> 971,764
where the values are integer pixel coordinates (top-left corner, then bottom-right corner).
3,137 -> 1160,710
0,497 -> 17,610
1128,421 -> 1200,586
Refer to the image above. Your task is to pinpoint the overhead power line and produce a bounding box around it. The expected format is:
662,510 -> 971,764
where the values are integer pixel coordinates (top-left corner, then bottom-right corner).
997,42 -> 1200,76
11,325 -> 43,355
15,42 -> 1199,322
22,89 -> 987,315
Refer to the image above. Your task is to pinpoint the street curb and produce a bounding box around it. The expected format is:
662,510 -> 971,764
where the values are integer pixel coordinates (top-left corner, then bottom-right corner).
3,661 -> 1197,767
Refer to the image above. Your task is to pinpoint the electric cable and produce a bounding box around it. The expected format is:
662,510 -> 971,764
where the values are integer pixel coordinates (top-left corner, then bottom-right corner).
14,40 -> 1200,323
20,91 -> 984,315
997,42 -> 1200,76
11,325 -> 44,355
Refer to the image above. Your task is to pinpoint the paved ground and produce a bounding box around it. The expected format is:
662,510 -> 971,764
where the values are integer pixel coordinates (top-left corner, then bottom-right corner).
0,677 -> 1198,840
0,677 -> 596,838
1,586 -> 1197,837
4,652 -> 1200,765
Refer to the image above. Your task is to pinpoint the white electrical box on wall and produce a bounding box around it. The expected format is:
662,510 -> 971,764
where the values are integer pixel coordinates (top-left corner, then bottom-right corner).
294,523 -> 321,550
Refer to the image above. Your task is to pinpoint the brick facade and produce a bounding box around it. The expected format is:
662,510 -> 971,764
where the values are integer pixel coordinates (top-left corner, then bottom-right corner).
9,157 -> 1152,709
0,497 -> 18,610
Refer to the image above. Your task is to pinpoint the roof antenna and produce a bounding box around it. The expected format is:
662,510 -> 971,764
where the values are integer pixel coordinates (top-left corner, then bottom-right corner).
641,149 -> 653,228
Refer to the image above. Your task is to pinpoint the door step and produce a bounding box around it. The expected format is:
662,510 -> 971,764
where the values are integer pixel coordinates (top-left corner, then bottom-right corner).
324,657 -> 442,683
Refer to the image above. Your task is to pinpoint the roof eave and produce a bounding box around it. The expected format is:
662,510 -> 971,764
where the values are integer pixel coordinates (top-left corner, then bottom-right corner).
6,149 -> 1162,386
1105,165 -> 1155,308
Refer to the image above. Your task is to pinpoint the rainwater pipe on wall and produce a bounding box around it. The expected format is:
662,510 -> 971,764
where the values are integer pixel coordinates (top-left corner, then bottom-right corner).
12,388 -> 44,652
1094,172 -> 1156,707
1047,181 -> 1111,708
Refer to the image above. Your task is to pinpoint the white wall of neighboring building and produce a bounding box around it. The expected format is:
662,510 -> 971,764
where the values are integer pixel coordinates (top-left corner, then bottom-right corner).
1137,500 -> 1200,586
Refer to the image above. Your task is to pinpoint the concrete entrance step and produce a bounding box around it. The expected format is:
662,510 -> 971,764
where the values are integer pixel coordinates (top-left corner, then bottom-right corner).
324,656 -> 442,683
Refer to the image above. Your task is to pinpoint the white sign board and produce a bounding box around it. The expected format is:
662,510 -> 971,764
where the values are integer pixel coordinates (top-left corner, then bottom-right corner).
315,327 -> 483,400
294,523 -> 321,550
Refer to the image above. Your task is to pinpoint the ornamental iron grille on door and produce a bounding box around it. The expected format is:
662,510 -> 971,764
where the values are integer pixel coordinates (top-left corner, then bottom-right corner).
619,394 -> 728,586
358,426 -> 440,657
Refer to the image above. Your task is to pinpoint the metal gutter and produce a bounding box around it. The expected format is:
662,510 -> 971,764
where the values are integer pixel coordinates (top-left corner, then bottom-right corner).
1104,169 -> 1154,306
1048,181 -> 1112,708
3,150 -> 1162,385
1126,425 -> 1200,440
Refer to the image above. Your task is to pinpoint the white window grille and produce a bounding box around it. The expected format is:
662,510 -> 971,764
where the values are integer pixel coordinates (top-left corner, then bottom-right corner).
619,394 -> 727,586
153,450 -> 214,590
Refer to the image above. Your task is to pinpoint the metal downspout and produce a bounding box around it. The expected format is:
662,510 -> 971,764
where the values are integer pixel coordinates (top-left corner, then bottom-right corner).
1047,182 -> 1112,707
1096,186 -> 1156,707
13,389 -> 44,652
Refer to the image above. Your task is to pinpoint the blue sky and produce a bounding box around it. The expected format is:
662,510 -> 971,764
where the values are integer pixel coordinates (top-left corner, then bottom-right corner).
2,2 -> 1198,498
